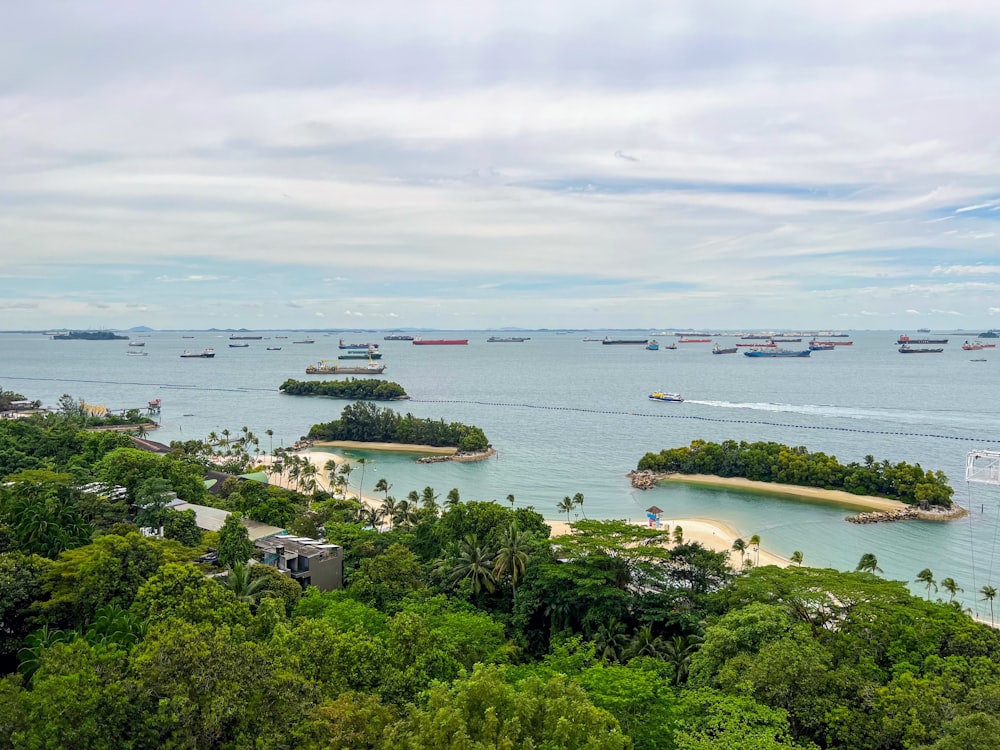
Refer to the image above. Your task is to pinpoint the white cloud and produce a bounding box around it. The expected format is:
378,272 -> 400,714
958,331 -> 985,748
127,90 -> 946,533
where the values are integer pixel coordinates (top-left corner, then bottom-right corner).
905,309 -> 920,315
931,265 -> 1000,275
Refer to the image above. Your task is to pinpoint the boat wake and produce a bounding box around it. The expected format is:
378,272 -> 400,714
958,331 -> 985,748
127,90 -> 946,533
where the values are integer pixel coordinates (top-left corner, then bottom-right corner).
685,399 -> 951,425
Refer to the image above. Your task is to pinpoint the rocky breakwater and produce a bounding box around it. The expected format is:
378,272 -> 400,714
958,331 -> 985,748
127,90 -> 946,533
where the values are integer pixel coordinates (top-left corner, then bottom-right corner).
417,447 -> 497,464
846,507 -> 920,524
847,505 -> 969,524
628,470 -> 663,490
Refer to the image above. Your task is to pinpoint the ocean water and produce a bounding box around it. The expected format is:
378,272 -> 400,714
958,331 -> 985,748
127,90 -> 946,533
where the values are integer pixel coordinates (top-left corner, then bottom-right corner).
3,329 -> 1000,610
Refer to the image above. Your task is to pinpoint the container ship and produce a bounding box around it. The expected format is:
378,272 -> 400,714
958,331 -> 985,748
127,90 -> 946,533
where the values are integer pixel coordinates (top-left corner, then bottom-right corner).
412,338 -> 469,345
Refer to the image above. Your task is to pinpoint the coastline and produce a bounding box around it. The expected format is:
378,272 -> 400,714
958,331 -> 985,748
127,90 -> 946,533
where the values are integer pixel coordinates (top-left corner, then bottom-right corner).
543,516 -> 789,568
655,473 -> 911,512
312,440 -> 458,455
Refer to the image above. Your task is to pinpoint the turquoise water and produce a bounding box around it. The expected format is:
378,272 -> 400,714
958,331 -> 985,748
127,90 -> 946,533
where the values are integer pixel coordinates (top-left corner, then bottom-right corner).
3,330 -> 999,610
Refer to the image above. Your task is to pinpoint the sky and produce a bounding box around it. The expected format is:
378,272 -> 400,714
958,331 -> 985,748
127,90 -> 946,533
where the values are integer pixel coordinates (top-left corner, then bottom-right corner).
2,1 -> 1000,330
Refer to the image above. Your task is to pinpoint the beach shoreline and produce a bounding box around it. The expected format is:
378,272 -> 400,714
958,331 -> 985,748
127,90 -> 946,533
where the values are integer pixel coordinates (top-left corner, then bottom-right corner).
543,516 -> 789,568
651,473 -> 912,512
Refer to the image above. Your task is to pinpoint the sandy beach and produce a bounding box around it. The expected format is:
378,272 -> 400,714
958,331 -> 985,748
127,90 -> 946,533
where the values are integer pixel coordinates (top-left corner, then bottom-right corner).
266,452 -> 788,567
658,474 -> 909,512
313,440 -> 457,455
544,516 -> 789,568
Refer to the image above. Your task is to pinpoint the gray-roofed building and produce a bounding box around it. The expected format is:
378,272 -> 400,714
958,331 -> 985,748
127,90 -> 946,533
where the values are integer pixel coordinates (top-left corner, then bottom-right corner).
254,535 -> 343,591
170,502 -> 284,541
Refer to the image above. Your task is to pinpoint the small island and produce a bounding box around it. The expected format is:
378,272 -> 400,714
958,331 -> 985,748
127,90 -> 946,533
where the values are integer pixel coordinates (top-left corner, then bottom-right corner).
307,401 -> 492,459
279,378 -> 409,400
634,439 -> 961,521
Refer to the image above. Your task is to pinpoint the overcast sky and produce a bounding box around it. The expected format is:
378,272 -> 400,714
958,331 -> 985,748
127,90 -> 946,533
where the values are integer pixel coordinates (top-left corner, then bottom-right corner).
2,1 -> 999,330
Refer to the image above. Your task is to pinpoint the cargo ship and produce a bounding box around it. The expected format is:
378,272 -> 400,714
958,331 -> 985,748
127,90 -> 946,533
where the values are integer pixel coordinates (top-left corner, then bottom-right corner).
809,343 -> 835,351
744,349 -> 811,358
412,338 -> 469,345
897,335 -> 948,345
383,334 -> 414,340
52,330 -> 128,341
678,338 -> 712,344
339,338 -> 379,349
712,344 -> 737,354
338,347 -> 383,360
305,360 -> 386,374
898,344 -> 943,354
808,340 -> 853,346
487,336 -> 531,342
601,337 -> 648,345
180,348 -> 216,358
229,335 -> 262,340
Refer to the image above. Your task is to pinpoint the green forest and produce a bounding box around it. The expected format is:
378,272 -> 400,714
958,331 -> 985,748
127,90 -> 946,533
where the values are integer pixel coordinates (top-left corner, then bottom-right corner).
280,378 -> 408,400
2,412 -> 999,749
638,439 -> 955,508
308,401 -> 490,452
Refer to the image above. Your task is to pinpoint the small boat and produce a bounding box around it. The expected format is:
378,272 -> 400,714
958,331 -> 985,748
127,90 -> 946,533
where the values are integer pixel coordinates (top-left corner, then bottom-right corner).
228,343 -> 249,348
971,358 -> 988,362
275,336 -> 289,339
266,347 -> 282,351
293,339 -> 315,344
488,336 -> 531,342
744,349 -> 811,358
383,334 -> 414,341
646,340 -> 659,350
712,344 -> 737,354
339,338 -> 379,349
127,350 -> 148,356
918,328 -> 932,333
809,343 -> 835,351
305,360 -> 386,375
649,391 -> 684,402
412,338 -> 469,345
182,335 -> 195,339
678,338 -> 712,344
601,337 -> 648,345
898,344 -> 943,354
662,343 -> 677,350
128,341 -> 145,347
180,348 -> 216,358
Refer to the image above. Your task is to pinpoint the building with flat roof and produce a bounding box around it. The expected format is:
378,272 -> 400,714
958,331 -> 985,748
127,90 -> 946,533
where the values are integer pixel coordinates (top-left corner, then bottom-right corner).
254,535 -> 343,591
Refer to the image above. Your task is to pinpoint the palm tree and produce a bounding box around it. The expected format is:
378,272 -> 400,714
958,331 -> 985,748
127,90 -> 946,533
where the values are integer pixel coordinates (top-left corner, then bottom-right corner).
493,523 -> 531,602
625,624 -> 666,660
445,488 -> 461,509
421,486 -> 440,512
133,423 -> 149,439
731,538 -> 747,568
450,535 -> 497,595
220,563 -> 268,608
663,633 -> 704,686
557,496 -> 574,523
221,428 -> 231,447
915,568 -> 937,601
573,492 -> 586,519
381,496 -> 400,529
362,506 -> 384,531
673,526 -> 684,545
265,429 -> 274,457
790,550 -> 804,566
392,499 -> 420,530
941,577 -> 962,604
856,553 -> 882,575
356,458 -> 370,501
507,494 -> 515,509
374,478 -> 392,500
337,463 -> 354,497
749,534 -> 761,566
981,585 -> 997,626
594,617 -> 629,662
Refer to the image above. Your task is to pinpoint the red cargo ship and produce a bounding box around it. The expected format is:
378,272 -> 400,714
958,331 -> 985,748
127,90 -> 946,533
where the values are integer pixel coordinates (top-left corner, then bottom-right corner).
412,338 -> 469,345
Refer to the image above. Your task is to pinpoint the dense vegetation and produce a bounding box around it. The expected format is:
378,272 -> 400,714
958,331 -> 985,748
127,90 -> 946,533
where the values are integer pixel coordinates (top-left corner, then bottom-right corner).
638,439 -> 955,508
279,377 -> 408,400
308,400 -> 490,452
3,413 -> 999,749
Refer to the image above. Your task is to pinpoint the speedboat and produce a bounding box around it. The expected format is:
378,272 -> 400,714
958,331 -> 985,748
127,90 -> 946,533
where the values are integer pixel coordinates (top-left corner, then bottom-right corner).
649,391 -> 684,402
